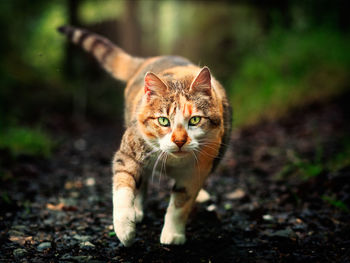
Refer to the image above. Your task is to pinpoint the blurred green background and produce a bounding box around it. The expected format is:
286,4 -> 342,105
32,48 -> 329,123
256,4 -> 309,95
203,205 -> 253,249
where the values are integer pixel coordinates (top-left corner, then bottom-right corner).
0,0 -> 349,158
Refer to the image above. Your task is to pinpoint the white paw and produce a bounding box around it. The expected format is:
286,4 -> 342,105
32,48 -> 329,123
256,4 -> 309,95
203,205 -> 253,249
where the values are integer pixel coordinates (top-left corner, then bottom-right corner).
160,228 -> 186,245
113,207 -> 136,247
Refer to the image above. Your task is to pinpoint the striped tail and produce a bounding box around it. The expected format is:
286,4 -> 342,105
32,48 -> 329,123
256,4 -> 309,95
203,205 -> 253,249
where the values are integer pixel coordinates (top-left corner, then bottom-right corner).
58,25 -> 145,82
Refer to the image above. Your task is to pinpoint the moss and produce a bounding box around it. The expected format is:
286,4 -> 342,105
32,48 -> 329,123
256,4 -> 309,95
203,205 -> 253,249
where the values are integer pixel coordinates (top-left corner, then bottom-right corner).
229,27 -> 350,127
0,126 -> 54,158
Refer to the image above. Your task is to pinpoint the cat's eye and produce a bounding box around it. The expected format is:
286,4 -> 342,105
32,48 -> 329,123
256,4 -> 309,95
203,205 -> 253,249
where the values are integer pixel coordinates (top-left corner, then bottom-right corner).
189,116 -> 201,126
158,117 -> 170,127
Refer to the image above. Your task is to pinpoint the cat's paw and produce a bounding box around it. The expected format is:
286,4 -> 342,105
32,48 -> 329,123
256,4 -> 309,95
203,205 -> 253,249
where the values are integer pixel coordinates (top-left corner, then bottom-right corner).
160,229 -> 186,245
113,207 -> 136,247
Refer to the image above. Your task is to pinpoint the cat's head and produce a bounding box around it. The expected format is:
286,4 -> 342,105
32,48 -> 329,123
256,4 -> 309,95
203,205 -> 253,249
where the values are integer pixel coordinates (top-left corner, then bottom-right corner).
137,67 -> 222,158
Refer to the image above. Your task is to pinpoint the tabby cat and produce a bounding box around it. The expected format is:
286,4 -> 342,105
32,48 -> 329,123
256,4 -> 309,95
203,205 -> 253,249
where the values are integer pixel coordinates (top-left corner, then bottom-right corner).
58,26 -> 232,246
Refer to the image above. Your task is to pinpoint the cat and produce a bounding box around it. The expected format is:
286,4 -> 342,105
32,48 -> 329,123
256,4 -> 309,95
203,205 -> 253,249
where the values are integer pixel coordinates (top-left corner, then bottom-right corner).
58,25 -> 232,246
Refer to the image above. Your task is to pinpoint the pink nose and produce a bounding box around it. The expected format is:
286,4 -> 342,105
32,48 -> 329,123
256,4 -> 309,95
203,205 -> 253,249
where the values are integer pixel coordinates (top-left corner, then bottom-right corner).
174,140 -> 186,149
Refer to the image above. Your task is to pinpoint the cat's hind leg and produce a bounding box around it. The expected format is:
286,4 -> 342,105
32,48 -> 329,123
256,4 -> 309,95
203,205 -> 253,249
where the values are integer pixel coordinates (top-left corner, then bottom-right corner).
134,176 -> 148,223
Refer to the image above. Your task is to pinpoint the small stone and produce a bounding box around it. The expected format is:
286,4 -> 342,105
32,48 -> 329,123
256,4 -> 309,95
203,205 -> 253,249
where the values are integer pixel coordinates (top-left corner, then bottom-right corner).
70,191 -> 80,198
60,254 -> 73,260
74,138 -> 87,151
11,225 -> 27,231
225,188 -> 245,200
79,241 -> 95,249
263,214 -> 274,221
43,218 -> 54,225
196,189 -> 211,203
8,230 -> 25,237
224,203 -> 233,210
13,248 -> 27,258
71,255 -> 92,262
73,234 -> 91,241
267,228 -> 297,238
85,177 -> 95,186
207,204 -> 217,212
37,242 -> 51,251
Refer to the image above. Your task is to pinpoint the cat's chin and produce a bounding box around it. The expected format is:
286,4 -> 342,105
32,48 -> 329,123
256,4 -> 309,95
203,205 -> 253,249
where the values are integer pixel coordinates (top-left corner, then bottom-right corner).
170,151 -> 189,158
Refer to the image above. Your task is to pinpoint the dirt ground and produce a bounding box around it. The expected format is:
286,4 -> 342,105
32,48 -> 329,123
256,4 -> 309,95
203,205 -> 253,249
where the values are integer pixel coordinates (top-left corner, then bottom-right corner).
1,94 -> 350,263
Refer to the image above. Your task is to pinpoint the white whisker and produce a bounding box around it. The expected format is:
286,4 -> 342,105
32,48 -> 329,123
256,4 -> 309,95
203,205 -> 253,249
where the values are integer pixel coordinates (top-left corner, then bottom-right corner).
197,139 -> 230,147
191,150 -> 200,190
192,148 -> 219,159
158,151 -> 167,186
151,151 -> 164,183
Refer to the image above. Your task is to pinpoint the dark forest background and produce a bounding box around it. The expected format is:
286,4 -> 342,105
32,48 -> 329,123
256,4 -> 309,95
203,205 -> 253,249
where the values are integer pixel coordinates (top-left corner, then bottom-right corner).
0,0 -> 349,158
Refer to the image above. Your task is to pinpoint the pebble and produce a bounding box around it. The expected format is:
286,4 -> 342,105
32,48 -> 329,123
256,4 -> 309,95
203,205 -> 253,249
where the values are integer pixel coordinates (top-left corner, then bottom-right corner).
85,177 -> 96,186
266,228 -> 297,238
196,189 -> 211,203
80,241 -> 95,249
263,214 -> 274,221
71,255 -> 92,262
225,188 -> 246,200
73,234 -> 92,241
207,204 -> 217,212
37,242 -> 51,251
224,203 -> 233,210
11,225 -> 27,231
13,248 -> 27,258
74,138 -> 87,151
8,230 -> 25,237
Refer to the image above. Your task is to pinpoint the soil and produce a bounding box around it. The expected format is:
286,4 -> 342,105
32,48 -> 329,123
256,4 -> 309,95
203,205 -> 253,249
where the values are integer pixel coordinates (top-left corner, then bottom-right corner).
1,94 -> 350,263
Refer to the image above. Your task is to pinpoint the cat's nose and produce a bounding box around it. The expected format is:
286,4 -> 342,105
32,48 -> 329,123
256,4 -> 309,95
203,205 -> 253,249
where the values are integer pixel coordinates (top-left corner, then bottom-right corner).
174,140 -> 186,149
171,126 -> 188,149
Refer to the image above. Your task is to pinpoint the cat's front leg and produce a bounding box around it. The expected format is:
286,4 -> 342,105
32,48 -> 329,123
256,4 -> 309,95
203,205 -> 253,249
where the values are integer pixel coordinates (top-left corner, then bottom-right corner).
112,129 -> 146,247
113,186 -> 136,247
160,175 -> 207,245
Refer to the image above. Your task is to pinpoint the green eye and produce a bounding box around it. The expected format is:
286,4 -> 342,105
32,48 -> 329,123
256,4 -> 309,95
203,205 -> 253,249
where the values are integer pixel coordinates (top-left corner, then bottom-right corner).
158,117 -> 170,127
189,116 -> 201,126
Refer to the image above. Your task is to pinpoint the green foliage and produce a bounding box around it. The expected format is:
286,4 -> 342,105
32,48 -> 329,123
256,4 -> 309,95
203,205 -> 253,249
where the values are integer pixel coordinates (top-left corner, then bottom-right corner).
0,126 -> 54,158
1,191 -> 11,205
23,2 -> 66,81
327,138 -> 350,172
229,27 -> 350,127
278,137 -> 350,180
322,195 -> 349,213
108,231 -> 116,237
278,154 -> 324,180
80,0 -> 124,24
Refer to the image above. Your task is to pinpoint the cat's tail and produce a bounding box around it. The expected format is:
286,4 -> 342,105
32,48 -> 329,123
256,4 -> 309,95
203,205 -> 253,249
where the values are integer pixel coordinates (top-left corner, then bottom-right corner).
57,25 -> 145,82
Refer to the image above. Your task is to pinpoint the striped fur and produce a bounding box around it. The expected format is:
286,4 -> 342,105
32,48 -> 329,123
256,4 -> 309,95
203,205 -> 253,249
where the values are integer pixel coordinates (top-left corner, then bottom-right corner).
59,26 -> 232,246
58,26 -> 144,82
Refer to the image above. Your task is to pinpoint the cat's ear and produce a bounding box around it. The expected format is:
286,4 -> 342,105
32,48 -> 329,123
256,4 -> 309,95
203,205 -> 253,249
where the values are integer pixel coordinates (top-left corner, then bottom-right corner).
144,72 -> 167,98
190,66 -> 212,96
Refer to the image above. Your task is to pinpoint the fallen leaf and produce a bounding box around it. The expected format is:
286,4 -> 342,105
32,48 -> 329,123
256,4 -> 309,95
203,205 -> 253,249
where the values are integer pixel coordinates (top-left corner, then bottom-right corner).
9,236 -> 33,246
46,203 -> 64,211
46,203 -> 77,211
